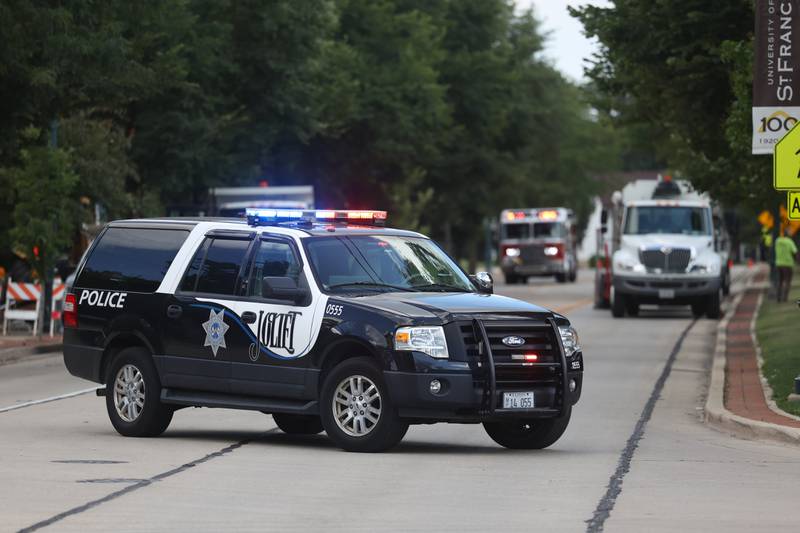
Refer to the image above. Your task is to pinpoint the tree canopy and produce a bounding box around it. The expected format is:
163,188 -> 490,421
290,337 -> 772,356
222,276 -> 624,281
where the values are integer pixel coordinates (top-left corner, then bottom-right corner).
571,0 -> 781,212
0,0 -> 623,272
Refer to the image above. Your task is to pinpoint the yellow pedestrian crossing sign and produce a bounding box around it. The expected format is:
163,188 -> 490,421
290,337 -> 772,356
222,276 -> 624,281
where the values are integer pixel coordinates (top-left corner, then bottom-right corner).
789,191 -> 800,220
774,121 -> 800,190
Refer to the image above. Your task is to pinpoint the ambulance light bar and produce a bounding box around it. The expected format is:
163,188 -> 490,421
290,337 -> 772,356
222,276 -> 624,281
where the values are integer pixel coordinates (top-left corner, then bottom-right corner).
246,208 -> 387,227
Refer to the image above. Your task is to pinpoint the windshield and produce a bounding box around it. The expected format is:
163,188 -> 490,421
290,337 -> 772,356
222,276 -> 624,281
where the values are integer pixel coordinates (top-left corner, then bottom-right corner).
305,235 -> 474,293
501,223 -> 529,240
624,206 -> 711,236
533,222 -> 565,239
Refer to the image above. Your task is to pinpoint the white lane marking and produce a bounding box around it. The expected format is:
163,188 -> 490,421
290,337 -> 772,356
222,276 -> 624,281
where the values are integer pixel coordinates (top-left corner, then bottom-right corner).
0,386 -> 100,413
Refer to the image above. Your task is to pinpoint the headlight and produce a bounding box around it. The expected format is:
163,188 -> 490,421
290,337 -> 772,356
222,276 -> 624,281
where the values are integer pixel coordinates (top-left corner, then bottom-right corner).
690,260 -> 719,274
614,259 -> 645,273
505,247 -> 520,257
559,325 -> 581,357
395,326 -> 449,359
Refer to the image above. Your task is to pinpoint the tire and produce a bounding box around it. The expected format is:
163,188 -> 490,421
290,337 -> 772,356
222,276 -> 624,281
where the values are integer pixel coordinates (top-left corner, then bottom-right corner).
722,272 -> 730,296
611,288 -> 625,318
691,301 -> 706,318
625,299 -> 639,317
569,269 -> 577,283
105,347 -> 173,438
272,413 -> 324,435
320,357 -> 409,452
706,287 -> 722,319
504,274 -> 518,285
483,407 -> 571,449
555,273 -> 567,283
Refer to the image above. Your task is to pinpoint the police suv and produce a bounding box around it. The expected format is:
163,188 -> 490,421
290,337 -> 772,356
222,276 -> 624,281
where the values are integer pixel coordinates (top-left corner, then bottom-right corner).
63,209 -> 583,452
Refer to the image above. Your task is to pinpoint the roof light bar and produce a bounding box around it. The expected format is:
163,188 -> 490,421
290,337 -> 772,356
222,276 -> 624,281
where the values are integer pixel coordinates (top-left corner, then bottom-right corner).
245,208 -> 387,227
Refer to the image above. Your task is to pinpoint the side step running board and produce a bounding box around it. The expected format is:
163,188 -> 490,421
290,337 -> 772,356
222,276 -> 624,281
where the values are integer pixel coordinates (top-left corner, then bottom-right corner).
160,388 -> 319,415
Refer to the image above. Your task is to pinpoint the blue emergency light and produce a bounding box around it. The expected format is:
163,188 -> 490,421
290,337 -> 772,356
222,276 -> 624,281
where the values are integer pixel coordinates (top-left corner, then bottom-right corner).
245,208 -> 387,227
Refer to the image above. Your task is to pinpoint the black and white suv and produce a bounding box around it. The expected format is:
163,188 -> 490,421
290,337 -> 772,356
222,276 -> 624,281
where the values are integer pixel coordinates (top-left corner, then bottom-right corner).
63,209 -> 583,452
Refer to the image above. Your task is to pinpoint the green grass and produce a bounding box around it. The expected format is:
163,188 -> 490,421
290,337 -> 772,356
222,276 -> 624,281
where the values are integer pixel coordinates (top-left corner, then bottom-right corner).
757,267 -> 800,417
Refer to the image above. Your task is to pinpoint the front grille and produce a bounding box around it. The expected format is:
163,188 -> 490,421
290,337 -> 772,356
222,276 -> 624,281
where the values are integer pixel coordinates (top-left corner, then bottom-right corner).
459,319 -> 565,412
639,248 -> 691,273
520,245 -> 546,263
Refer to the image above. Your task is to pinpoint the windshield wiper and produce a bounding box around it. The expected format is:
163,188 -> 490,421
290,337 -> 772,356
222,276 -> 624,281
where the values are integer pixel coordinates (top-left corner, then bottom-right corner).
413,283 -> 471,293
326,281 -> 417,292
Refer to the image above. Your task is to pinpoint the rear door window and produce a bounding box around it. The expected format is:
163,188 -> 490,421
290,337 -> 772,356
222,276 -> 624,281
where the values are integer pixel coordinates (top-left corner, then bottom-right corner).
76,227 -> 189,292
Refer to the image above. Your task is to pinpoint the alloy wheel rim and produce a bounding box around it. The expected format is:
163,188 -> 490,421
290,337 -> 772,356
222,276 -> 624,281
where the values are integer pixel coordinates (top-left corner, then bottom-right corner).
113,364 -> 145,422
332,375 -> 381,437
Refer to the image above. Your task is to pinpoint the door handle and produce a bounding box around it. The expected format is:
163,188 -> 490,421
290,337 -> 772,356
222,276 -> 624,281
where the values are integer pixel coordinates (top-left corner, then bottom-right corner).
166,305 -> 183,319
241,311 -> 257,324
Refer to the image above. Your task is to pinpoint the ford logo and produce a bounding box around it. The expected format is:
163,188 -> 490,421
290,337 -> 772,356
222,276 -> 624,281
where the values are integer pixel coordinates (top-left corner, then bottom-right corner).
501,335 -> 525,347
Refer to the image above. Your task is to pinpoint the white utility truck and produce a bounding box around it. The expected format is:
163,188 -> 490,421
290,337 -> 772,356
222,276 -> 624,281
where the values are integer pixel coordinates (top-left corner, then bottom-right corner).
594,177 -> 730,318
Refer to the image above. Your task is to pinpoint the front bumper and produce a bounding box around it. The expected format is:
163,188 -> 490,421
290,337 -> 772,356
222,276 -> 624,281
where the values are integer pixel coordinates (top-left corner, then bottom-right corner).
614,274 -> 720,304
385,351 -> 583,422
501,259 -> 565,276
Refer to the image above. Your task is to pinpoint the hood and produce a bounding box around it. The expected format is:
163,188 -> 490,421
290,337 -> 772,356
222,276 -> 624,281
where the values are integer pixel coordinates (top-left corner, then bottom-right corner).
621,234 -> 713,254
340,291 -> 550,321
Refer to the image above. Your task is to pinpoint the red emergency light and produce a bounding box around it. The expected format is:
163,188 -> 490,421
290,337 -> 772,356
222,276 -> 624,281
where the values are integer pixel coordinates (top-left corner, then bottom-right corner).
505,211 -> 527,221
511,353 -> 539,362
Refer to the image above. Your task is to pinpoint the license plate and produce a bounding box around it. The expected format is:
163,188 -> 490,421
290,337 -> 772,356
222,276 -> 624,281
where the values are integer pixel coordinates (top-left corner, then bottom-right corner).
503,391 -> 535,409
658,289 -> 675,299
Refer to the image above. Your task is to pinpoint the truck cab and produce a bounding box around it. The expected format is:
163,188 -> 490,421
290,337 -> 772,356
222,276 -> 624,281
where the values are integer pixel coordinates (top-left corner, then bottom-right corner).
499,208 -> 578,284
611,198 -> 726,318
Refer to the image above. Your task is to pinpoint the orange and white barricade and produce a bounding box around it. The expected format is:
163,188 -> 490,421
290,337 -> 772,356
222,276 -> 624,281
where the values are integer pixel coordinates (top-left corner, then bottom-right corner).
3,279 -> 42,336
50,278 -> 65,337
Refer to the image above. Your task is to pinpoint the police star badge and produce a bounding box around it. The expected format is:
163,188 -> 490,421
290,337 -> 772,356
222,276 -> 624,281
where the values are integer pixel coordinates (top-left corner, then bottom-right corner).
202,308 -> 229,357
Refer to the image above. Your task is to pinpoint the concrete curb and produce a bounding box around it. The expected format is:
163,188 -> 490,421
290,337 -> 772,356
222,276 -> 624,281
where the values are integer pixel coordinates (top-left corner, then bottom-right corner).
0,342 -> 62,367
704,269 -> 800,446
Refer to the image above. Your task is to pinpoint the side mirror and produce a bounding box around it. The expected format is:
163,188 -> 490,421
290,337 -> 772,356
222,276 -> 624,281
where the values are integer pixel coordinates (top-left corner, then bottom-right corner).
262,276 -> 309,303
470,272 -> 493,294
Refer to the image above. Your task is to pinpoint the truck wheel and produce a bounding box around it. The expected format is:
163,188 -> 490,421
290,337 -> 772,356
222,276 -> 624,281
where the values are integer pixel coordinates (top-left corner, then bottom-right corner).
105,347 -> 173,438
691,301 -> 706,318
320,357 -> 408,452
272,413 -> 324,435
483,407 -> 571,449
706,288 -> 722,319
611,289 -> 626,318
555,273 -> 567,283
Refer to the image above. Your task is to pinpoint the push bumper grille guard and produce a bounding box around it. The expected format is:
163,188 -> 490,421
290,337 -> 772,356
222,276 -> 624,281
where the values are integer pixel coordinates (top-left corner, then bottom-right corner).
472,317 -> 569,417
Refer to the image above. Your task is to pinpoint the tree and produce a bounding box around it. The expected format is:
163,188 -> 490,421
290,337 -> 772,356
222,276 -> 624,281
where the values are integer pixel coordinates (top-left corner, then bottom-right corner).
570,0 -> 779,211
1,133 -> 79,335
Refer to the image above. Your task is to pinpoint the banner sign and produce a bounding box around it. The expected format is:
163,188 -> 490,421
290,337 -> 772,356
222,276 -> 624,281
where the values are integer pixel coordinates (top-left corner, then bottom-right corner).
753,0 -> 800,155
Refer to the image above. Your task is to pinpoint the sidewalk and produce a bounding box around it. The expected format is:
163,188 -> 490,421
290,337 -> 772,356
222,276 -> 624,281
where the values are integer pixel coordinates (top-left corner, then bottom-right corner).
0,334 -> 62,366
705,266 -> 800,444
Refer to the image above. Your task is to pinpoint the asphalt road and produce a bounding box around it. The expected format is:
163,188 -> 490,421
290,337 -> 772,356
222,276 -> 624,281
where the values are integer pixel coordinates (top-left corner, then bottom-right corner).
1,269 -> 798,532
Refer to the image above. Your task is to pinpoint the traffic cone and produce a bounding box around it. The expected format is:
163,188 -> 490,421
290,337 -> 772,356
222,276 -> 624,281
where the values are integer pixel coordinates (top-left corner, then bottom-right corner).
747,258 -> 754,269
